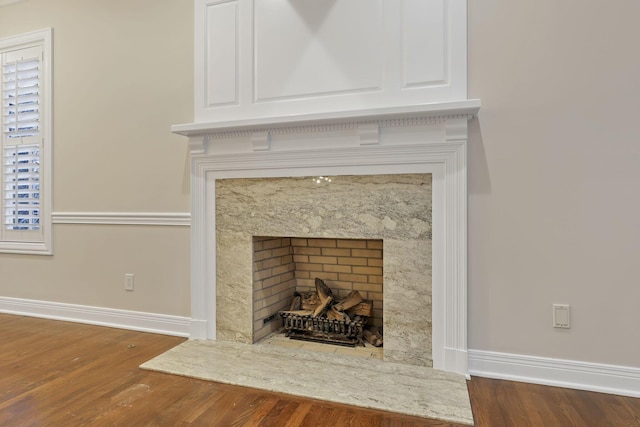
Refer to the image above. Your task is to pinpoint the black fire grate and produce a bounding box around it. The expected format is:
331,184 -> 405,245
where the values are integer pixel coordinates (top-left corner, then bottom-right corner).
279,312 -> 364,347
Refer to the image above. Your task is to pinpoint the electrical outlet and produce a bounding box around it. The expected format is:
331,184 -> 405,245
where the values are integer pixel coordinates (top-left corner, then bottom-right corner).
125,274 -> 135,291
553,304 -> 570,328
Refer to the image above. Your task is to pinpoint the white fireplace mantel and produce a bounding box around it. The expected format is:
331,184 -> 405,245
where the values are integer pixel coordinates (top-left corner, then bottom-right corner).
173,100 -> 480,138
173,100 -> 480,376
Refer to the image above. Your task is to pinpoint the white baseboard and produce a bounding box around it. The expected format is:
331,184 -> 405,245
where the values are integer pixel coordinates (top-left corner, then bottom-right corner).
0,296 -> 190,337
469,349 -> 640,398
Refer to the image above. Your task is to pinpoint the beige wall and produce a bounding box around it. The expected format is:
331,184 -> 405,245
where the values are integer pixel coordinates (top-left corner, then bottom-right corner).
468,1 -> 640,367
0,0 -> 192,316
1,224 -> 190,315
2,0 -> 639,369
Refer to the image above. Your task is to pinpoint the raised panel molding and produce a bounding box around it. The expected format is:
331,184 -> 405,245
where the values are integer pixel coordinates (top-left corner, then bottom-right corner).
194,0 -> 468,123
204,0 -> 239,107
254,0 -> 383,102
402,0 -> 447,87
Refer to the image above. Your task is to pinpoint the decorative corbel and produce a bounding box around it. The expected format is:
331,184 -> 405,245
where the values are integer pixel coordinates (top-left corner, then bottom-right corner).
444,117 -> 470,143
188,135 -> 207,155
251,131 -> 271,151
358,123 -> 380,145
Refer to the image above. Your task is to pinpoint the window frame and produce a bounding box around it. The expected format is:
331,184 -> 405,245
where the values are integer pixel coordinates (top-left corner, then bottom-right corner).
0,28 -> 52,255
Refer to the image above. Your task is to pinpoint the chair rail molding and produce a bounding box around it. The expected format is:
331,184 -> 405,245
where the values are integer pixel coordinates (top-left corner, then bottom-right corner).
52,212 -> 191,226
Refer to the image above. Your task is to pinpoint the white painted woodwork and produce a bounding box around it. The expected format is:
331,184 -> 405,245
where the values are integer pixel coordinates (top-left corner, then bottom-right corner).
194,0 -> 468,123
0,0 -> 26,6
0,28 -> 53,255
185,0 -> 476,376
173,101 -> 480,376
51,212 -> 190,226
402,0 -> 446,87
0,296 -> 190,337
468,349 -> 640,399
205,0 -> 238,107
254,0 -> 382,102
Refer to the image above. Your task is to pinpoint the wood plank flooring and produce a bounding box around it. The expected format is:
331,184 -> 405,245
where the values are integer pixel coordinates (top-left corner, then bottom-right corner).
1,314 -> 639,426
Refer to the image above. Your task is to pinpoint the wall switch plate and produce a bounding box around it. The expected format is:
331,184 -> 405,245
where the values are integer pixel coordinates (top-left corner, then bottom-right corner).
553,304 -> 570,328
125,274 -> 135,291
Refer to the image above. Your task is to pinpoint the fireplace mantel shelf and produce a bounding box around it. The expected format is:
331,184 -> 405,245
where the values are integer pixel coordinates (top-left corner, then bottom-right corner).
171,100 -> 480,137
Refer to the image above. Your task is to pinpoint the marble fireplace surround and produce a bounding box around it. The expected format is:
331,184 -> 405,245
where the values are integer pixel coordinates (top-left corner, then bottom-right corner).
172,100 -> 480,376
217,173 -> 431,365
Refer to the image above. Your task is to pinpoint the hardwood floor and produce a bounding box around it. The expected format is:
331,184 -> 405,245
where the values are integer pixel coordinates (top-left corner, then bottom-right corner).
1,314 -> 639,426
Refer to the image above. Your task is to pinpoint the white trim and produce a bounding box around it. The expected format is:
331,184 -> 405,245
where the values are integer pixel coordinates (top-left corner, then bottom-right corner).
469,349 -> 640,398
0,296 -> 190,337
0,0 -> 26,6
52,212 -> 191,226
0,240 -> 51,255
173,100 -> 480,137
193,1 -> 469,123
0,28 -> 53,256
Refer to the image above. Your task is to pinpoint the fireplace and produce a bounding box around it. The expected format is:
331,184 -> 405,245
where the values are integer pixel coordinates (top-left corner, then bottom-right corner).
172,102 -> 478,375
171,0 -> 478,377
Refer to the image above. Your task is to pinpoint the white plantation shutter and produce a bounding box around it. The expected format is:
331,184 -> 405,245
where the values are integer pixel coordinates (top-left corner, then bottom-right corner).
0,29 -> 51,254
3,55 -> 40,138
3,145 -> 40,231
2,47 -> 41,232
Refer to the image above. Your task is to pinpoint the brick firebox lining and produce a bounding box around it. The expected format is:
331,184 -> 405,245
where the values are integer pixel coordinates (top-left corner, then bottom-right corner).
253,237 -> 383,342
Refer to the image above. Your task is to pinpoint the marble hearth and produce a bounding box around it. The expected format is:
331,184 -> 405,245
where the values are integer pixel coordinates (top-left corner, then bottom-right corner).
173,102 -> 478,376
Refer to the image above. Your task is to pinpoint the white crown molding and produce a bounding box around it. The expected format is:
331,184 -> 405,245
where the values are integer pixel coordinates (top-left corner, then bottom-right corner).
0,297 -> 190,337
469,349 -> 640,398
52,212 -> 191,226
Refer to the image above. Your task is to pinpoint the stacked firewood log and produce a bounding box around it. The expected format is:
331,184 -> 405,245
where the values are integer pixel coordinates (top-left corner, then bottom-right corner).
279,278 -> 383,347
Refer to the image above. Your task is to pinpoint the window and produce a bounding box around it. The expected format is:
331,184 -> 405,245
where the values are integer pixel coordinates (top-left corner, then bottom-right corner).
0,29 -> 52,254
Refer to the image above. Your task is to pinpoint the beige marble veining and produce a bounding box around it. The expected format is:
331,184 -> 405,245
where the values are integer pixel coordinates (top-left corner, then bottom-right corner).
384,238 -> 432,365
216,232 -> 253,343
140,339 -> 473,425
216,174 -> 433,366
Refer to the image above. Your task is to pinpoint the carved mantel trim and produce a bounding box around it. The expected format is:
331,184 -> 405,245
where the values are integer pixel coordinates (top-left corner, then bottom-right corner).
173,100 -> 480,151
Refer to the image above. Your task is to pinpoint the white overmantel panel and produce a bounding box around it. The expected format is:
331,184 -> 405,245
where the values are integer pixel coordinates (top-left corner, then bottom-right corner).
194,0 -> 468,123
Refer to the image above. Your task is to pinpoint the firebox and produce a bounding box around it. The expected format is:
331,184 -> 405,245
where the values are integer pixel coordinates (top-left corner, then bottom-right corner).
252,236 -> 383,346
